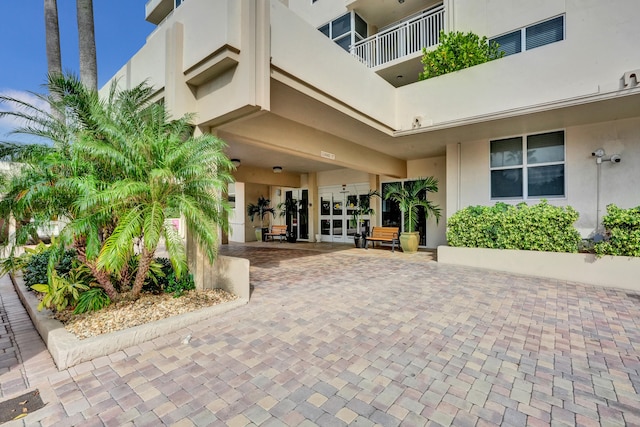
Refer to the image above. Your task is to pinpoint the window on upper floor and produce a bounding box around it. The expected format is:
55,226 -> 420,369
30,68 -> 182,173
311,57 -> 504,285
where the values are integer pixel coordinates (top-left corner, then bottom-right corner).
175,0 -> 184,8
491,15 -> 564,57
318,12 -> 367,51
490,130 -> 565,199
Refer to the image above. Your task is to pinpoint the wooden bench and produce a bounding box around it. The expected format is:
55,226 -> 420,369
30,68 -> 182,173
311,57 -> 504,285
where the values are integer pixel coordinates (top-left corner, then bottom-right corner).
265,225 -> 287,242
364,227 -> 400,252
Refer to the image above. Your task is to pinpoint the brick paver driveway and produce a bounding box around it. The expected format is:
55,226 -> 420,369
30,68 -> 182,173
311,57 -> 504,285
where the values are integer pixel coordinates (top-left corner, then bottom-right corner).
2,244 -> 640,426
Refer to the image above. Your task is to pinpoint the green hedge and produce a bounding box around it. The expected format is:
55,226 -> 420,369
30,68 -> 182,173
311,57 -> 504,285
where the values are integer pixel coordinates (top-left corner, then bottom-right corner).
594,204 -> 640,257
447,201 -> 581,253
419,31 -> 504,81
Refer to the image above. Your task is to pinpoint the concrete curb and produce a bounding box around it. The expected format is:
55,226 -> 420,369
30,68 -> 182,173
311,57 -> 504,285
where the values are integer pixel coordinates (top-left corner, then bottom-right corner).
11,260 -> 249,371
437,245 -> 640,292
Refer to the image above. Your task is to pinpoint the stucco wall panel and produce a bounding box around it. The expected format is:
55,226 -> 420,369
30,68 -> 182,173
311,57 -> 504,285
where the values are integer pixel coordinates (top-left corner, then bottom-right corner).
270,0 -> 396,129
448,117 -> 640,237
398,0 -> 640,129
177,0 -> 241,73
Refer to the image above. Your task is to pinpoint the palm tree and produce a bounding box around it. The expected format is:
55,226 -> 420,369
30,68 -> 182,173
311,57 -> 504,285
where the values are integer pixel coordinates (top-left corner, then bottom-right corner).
76,0 -> 98,91
383,177 -> 441,253
0,74 -> 234,300
44,0 -> 62,78
44,0 -> 63,122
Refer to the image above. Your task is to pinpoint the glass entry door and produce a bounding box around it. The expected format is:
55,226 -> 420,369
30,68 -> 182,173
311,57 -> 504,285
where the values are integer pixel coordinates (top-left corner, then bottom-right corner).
319,191 -> 348,242
318,185 -> 371,243
284,189 -> 309,241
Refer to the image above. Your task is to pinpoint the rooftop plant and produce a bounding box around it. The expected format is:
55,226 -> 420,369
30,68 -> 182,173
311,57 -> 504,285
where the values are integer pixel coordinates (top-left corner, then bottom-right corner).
419,31 -> 504,81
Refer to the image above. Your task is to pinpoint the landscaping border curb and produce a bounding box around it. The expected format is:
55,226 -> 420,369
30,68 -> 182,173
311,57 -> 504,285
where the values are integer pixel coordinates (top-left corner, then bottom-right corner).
437,245 -> 640,292
11,255 -> 250,371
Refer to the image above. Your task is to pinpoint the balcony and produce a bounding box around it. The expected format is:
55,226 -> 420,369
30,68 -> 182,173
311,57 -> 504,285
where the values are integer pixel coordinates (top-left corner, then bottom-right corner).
350,5 -> 445,69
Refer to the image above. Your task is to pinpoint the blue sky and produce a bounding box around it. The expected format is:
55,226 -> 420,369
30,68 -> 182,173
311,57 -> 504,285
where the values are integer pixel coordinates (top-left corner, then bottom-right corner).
0,1 -> 155,138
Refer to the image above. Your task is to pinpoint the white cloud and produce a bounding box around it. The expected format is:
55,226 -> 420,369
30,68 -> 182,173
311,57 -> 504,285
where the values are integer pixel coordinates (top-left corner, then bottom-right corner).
0,88 -> 50,132
0,88 -> 51,143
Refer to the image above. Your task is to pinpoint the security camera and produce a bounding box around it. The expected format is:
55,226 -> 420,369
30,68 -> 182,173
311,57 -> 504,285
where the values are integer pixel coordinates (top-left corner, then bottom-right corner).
592,148 -> 605,157
610,154 -> 621,163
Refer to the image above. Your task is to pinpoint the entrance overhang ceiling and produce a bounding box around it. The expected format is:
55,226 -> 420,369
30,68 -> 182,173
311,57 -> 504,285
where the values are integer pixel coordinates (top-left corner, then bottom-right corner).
214,78 -> 640,176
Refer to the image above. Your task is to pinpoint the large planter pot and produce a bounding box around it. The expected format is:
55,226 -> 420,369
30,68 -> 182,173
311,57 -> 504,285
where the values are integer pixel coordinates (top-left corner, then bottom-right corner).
400,232 -> 419,253
254,228 -> 262,242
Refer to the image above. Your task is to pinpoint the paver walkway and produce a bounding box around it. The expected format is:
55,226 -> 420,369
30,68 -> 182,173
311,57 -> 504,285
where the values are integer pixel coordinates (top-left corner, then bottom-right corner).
1,243 -> 639,426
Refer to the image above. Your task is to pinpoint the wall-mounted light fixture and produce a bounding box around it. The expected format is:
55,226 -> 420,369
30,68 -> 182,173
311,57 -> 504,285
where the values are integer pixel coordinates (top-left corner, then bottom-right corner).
231,159 -> 241,168
398,0 -> 405,3
273,166 -> 283,173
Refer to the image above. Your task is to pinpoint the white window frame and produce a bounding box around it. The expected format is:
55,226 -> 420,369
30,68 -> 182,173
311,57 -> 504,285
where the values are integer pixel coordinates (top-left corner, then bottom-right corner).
490,130 -> 566,200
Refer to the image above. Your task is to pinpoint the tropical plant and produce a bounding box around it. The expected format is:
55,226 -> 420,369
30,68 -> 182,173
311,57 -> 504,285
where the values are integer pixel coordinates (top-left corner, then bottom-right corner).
76,0 -> 98,91
165,272 -> 195,298
247,196 -> 275,231
74,287 -> 110,314
22,247 -> 76,288
419,31 -> 504,81
31,269 -> 89,312
277,197 -> 301,240
383,177 -> 441,233
349,190 -> 380,235
0,74 -> 234,301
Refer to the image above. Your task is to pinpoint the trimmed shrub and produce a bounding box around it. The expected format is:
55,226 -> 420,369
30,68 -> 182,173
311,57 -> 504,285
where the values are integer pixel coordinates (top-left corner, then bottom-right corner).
447,201 -> 581,253
23,248 -> 77,288
419,31 -> 504,81
594,204 -> 640,257
165,272 -> 195,298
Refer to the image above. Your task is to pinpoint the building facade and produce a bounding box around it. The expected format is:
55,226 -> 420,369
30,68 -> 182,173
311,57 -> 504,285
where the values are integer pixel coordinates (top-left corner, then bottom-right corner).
110,0 -> 640,247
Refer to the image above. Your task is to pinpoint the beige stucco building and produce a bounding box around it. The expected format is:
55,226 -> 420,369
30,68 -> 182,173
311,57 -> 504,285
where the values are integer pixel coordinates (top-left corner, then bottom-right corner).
109,0 -> 640,248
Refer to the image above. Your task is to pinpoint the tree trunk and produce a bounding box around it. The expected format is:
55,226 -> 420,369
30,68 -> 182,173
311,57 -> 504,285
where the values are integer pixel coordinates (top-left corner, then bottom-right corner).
44,0 -> 64,122
74,245 -> 119,301
131,247 -> 155,299
44,0 -> 62,77
76,0 -> 98,91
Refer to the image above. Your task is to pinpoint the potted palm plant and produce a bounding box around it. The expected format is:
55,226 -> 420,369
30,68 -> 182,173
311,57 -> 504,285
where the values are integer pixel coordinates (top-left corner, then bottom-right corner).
247,196 -> 275,241
350,190 -> 380,248
383,177 -> 441,253
277,197 -> 300,243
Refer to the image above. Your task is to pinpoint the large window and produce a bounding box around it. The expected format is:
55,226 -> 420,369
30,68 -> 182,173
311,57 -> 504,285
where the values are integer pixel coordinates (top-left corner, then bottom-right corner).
318,12 -> 367,51
491,15 -> 564,57
490,131 -> 565,199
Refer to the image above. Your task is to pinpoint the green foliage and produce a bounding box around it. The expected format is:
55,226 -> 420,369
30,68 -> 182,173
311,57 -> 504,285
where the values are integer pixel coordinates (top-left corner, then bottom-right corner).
0,241 -> 52,277
594,204 -> 640,257
383,177 -> 441,232
247,196 -> 275,227
0,74 -> 234,301
23,248 -> 77,288
140,257 -> 173,294
349,190 -> 380,232
165,272 -> 195,298
447,201 -> 581,252
31,269 -> 89,312
74,287 -> 111,314
419,31 -> 504,80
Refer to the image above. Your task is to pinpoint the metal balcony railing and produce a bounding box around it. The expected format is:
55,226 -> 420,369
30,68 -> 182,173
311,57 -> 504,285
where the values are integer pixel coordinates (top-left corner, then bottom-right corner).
350,5 -> 445,68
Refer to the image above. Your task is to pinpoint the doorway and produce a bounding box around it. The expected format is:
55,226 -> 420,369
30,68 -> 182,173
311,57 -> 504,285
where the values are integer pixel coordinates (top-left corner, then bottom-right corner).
318,184 -> 371,243
283,189 -> 309,241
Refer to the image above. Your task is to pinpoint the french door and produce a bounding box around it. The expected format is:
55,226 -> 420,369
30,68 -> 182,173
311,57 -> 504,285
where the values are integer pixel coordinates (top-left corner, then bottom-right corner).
284,189 -> 309,241
318,184 -> 371,242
